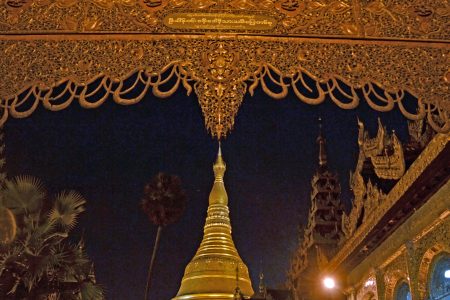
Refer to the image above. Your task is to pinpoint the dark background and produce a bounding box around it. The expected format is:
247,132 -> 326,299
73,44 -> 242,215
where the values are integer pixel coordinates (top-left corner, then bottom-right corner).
5,86 -> 410,299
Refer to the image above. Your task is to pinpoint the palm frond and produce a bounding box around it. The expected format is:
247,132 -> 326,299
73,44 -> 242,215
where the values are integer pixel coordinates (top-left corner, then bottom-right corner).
2,176 -> 45,216
23,220 -> 65,258
58,240 -> 90,278
0,177 -> 99,300
21,251 -> 56,292
0,244 -> 23,277
80,282 -> 104,300
49,191 -> 86,231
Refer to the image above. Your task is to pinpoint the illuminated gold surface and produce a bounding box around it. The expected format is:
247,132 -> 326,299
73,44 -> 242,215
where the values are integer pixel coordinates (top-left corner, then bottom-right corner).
0,35 -> 448,137
330,133 -> 449,273
173,147 -> 253,299
327,131 -> 450,300
344,183 -> 449,300
342,119 -> 408,239
0,1 -> 449,137
162,13 -> 277,31
358,118 -> 406,180
2,0 -> 449,39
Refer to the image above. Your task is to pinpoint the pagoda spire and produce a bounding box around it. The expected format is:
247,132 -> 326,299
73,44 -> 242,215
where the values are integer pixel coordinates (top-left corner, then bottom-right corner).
209,143 -> 228,205
288,120 -> 344,299
258,264 -> 266,297
317,117 -> 327,167
174,145 -> 254,299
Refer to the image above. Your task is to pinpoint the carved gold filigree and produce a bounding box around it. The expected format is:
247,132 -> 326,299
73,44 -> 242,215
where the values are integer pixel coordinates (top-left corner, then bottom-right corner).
343,118 -> 408,240
343,170 -> 388,239
314,246 -> 328,271
371,133 -> 405,180
359,118 -> 385,156
359,118 -> 406,180
342,167 -> 364,239
1,0 -> 449,39
361,0 -> 450,39
355,275 -> 377,300
0,36 -> 448,137
0,0 -> 449,137
196,41 -> 245,138
363,180 -> 387,224
140,0 -> 165,10
341,198 -> 449,300
408,118 -> 435,150
415,216 -> 450,299
328,133 -> 449,274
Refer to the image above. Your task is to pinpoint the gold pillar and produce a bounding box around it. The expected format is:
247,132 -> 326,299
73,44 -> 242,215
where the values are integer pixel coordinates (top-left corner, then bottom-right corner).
375,268 -> 386,300
405,241 -> 420,300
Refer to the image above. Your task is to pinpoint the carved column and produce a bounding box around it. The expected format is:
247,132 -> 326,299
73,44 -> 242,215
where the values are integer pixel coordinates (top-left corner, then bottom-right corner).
349,287 -> 357,300
405,241 -> 420,300
375,268 -> 386,300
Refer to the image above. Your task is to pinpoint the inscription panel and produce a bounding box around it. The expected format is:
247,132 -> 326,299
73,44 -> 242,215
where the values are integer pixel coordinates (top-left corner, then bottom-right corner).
163,12 -> 277,31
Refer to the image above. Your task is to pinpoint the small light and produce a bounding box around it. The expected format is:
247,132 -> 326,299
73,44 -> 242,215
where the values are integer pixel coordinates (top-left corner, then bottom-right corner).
365,279 -> 375,287
323,277 -> 336,289
445,270 -> 450,278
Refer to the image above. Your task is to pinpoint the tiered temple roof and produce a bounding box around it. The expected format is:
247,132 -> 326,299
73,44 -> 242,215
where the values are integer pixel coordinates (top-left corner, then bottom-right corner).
287,121 -> 344,298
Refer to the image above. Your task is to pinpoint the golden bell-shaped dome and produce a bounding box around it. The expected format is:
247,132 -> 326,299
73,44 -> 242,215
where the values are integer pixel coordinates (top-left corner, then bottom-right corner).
173,146 -> 254,300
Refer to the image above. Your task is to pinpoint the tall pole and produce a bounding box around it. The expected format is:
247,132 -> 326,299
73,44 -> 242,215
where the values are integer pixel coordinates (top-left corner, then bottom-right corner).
144,225 -> 162,300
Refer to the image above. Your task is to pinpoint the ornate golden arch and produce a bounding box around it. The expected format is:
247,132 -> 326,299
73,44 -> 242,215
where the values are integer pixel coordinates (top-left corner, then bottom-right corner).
384,270 -> 409,300
417,244 -> 450,299
0,0 -> 449,138
362,292 -> 376,300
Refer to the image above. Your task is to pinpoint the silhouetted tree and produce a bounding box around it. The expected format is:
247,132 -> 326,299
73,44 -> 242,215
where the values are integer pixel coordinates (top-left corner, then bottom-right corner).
141,172 -> 187,300
0,176 -> 103,299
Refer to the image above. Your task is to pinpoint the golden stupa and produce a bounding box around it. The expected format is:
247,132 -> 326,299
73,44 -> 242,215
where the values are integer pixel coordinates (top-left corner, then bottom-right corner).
173,146 -> 254,299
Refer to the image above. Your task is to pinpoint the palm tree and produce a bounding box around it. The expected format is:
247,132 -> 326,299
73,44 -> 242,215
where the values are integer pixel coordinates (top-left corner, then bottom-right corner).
141,172 -> 187,300
0,176 -> 103,300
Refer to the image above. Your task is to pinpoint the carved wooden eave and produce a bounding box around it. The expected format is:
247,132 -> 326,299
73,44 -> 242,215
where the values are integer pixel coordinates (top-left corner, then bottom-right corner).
0,0 -> 449,138
326,133 -> 450,274
358,118 -> 407,180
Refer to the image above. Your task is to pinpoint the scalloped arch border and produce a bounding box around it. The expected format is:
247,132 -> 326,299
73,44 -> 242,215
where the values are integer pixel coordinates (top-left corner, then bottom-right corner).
417,245 -> 450,299
1,61 -> 448,137
0,36 -> 448,137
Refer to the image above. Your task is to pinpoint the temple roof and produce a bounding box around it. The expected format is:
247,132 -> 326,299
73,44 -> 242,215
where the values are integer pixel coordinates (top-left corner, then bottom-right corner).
287,122 -> 344,292
329,133 -> 449,273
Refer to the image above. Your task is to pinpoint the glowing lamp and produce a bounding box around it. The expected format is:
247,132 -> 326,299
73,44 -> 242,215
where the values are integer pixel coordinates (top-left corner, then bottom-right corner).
445,270 -> 450,278
323,277 -> 336,289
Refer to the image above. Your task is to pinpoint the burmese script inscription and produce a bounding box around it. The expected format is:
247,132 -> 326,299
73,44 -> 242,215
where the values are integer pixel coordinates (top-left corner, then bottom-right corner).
163,13 -> 277,31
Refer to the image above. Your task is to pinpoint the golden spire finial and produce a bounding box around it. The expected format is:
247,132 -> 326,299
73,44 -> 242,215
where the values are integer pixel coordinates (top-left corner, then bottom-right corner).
173,146 -> 254,299
210,143 -> 228,205
213,143 -> 226,176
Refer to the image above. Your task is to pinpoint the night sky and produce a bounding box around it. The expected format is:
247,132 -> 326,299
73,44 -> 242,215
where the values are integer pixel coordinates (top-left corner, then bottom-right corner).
5,86 -> 410,299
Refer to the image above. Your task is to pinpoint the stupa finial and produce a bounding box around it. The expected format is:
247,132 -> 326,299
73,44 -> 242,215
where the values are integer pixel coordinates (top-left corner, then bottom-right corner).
213,142 -> 226,179
317,117 -> 328,167
259,261 -> 266,296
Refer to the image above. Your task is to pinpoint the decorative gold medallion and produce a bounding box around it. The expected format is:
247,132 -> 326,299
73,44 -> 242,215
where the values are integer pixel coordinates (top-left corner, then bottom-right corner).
139,0 -> 168,12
